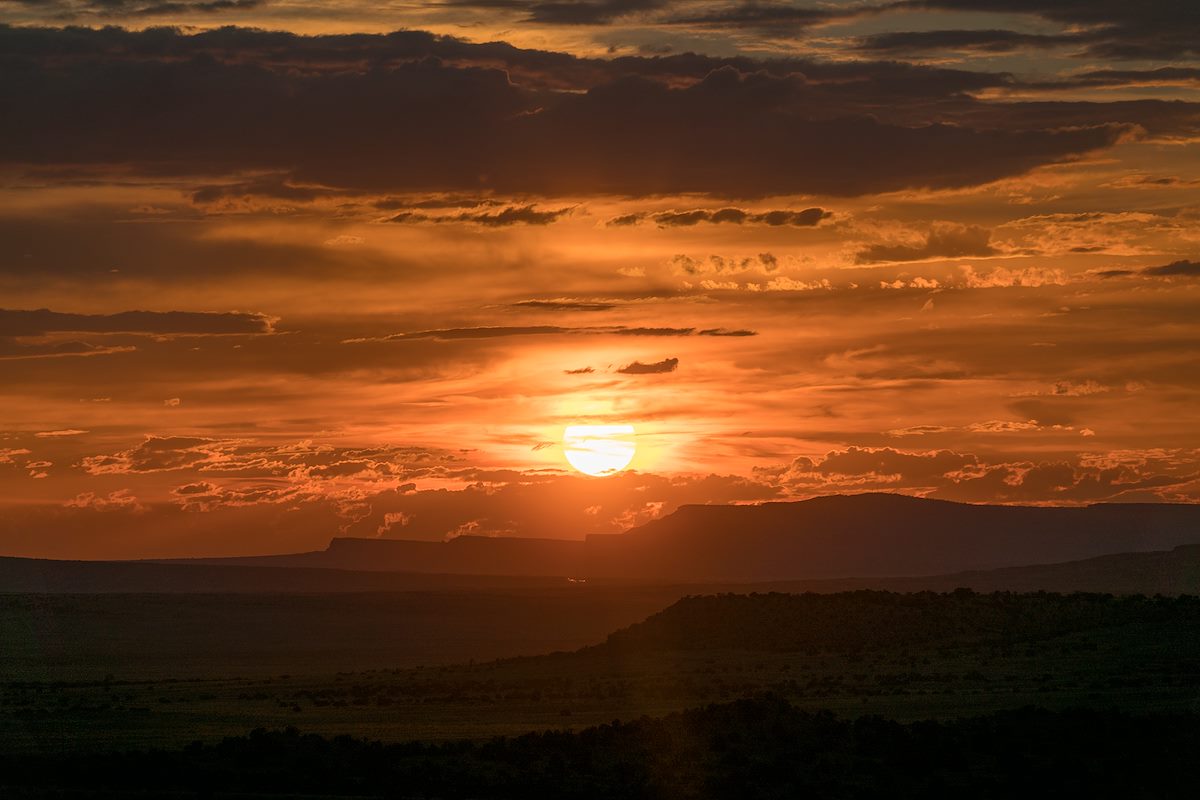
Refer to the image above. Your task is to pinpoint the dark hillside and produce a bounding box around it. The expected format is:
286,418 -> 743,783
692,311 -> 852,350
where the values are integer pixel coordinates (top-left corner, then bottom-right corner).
599,590 -> 1200,653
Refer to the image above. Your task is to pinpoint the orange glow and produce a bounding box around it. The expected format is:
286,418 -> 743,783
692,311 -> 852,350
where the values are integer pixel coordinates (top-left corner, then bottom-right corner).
1,8 -> 1198,560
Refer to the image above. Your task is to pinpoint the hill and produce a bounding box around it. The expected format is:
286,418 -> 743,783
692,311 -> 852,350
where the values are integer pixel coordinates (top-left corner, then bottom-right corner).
596,590 -> 1200,654
7,588 -> 1200,752
0,555 -> 572,594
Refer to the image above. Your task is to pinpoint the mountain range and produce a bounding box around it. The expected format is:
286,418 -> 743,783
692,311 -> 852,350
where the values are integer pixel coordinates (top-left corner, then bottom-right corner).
185,493 -> 1200,578
3,494 -> 1200,593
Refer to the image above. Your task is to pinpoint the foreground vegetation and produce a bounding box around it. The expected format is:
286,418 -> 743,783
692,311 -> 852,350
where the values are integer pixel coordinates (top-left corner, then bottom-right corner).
4,590 -> 1200,754
4,696 -> 1200,798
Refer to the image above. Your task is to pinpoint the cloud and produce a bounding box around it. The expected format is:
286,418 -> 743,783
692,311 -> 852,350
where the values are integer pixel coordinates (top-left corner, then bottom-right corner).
883,0 -> 1200,60
564,366 -> 594,374
855,224 -> 997,264
665,3 -> 835,31
1048,68 -> 1200,90
390,205 -> 573,226
1098,174 -> 1200,195
0,308 -> 273,363
63,489 -> 145,512
772,446 -> 980,490
0,26 -> 1155,198
80,436 -> 231,474
0,448 -> 32,465
1050,380 -> 1110,397
0,308 -> 276,336
606,213 -> 644,226
650,207 -> 830,227
25,0 -> 264,20
510,299 -> 617,311
522,0 -> 665,25
698,328 -> 756,337
671,253 -> 782,275
0,339 -> 136,361
857,28 -> 1064,55
753,209 -> 831,227
1143,260 -> 1200,277
617,356 -> 678,374
191,176 -> 342,205
653,208 -> 745,227
958,264 -> 1066,288
447,0 -> 830,29
34,429 -> 89,438
350,325 -> 755,342
764,445 -> 1200,504
11,433 -> 1199,558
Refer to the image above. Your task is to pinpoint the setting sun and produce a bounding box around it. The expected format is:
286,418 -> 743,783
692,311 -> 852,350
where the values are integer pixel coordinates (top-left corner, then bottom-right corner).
563,424 -> 636,477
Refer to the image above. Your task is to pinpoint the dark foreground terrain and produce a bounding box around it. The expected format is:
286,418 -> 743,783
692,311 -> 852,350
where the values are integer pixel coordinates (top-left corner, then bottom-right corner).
4,590 -> 1200,757
4,697 -> 1199,799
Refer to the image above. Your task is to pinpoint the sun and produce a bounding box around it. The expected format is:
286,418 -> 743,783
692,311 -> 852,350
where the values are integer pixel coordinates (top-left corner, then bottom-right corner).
563,424 -> 636,477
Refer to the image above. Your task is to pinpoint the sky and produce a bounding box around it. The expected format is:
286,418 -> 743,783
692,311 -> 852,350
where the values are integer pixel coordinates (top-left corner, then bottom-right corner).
1,0 -> 1198,558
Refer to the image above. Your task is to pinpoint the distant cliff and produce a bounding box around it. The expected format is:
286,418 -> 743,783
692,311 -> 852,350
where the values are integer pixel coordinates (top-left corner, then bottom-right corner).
180,493 -> 1200,582
583,494 -> 1200,580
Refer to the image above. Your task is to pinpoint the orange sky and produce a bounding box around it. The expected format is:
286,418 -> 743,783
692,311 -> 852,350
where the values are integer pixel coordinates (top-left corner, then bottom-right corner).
1,1 -> 1198,558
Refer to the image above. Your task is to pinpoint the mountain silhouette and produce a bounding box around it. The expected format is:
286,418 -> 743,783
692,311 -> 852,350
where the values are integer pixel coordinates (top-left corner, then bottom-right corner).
6,494 -> 1200,591
171,493 -> 1200,581
583,494 -> 1200,580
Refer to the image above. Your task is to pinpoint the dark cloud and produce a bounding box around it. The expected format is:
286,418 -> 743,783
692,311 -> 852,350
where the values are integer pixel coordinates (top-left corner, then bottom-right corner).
0,339 -> 135,361
509,299 -> 617,311
1,26 -> 1172,198
362,326 -> 574,341
353,325 -> 755,342
651,206 -> 829,227
82,436 -> 227,474
0,215 -> 398,283
888,0 -> 1200,60
767,445 -> 1199,505
190,177 -> 342,204
858,28 -> 1063,55
524,0 -> 664,25
20,0 -> 264,19
855,224 -> 997,264
618,356 -> 679,374
1005,399 -> 1075,427
564,366 -> 594,374
670,252 -> 783,275
755,208 -> 830,226
666,3 -> 834,31
614,327 -> 696,336
698,328 -> 756,336
117,0 -> 263,16
1043,68 -> 1200,90
606,213 -> 644,226
654,209 -> 742,227
0,308 -> 275,336
374,196 -> 504,211
1143,260 -> 1200,277
447,0 -> 827,29
390,205 -> 572,226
